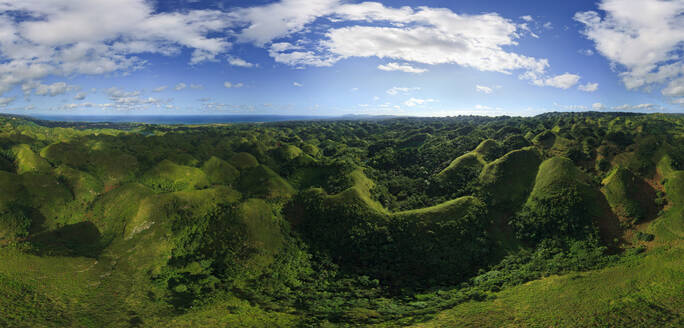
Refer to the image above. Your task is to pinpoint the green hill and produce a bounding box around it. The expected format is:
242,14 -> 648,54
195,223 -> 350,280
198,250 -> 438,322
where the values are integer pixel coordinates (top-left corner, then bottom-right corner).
480,147 -> 542,210
602,166 -> 650,221
238,165 -> 295,200
141,160 -> 210,192
0,113 -> 682,327
201,156 -> 239,186
11,144 -> 51,174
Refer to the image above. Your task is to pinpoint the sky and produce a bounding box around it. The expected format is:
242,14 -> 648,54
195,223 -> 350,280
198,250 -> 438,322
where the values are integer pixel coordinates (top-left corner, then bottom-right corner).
0,0 -> 682,116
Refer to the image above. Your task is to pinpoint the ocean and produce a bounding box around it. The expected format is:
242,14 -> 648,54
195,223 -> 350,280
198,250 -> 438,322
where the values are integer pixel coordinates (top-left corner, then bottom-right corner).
30,115 -> 336,125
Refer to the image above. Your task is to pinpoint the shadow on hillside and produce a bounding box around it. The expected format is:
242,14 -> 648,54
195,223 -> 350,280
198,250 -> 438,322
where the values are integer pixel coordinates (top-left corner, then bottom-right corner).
29,221 -> 105,258
593,190 -> 624,254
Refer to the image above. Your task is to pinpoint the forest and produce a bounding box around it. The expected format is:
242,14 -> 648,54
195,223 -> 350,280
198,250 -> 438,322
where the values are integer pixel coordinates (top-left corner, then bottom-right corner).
0,112 -> 682,327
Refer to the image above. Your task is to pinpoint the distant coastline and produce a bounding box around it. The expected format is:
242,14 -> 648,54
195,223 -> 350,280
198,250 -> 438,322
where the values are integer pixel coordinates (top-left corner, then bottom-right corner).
26,114 -> 337,125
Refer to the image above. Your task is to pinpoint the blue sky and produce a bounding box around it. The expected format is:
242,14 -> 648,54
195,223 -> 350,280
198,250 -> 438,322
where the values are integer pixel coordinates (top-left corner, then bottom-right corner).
0,0 -> 682,116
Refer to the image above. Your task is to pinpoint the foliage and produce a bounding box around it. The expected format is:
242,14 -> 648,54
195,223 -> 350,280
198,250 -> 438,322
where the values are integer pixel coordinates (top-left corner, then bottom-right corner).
0,112 -> 682,327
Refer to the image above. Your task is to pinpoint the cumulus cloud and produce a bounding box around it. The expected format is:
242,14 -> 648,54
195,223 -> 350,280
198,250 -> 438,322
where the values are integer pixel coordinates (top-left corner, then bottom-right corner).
175,83 -> 187,91
377,62 -> 427,74
190,84 -> 204,89
231,0 -> 340,46
575,0 -> 684,97
21,81 -> 78,97
152,86 -> 168,92
0,97 -> 15,107
662,77 -> 684,97
613,103 -> 658,111
228,56 -> 256,68
591,102 -> 660,111
404,97 -> 435,107
523,72 -> 581,89
74,92 -> 87,100
103,86 -> 168,110
293,82 -> 303,87
476,85 -> 494,94
0,0 -> 234,96
224,82 -> 244,88
0,0 -> 577,99
578,82 -> 599,92
387,87 -> 420,96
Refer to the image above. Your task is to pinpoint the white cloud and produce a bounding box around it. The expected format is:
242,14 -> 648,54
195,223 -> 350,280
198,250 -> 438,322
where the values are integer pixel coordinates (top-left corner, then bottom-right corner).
233,2 -> 546,77
228,56 -> 256,68
476,85 -> 494,94
152,86 -> 168,92
520,15 -> 534,22
578,82 -> 599,92
575,0 -> 684,95
613,103 -> 657,111
175,83 -> 187,91
0,97 -> 15,107
231,0 -> 340,46
268,42 -> 339,67
591,102 -> 660,111
22,81 -> 78,97
377,62 -> 427,74
0,0 -> 233,96
74,92 -> 87,100
404,98 -> 435,107
554,103 -> 588,110
323,13 -> 548,74
543,22 -> 553,30
662,77 -> 684,97
523,72 -> 581,89
387,87 -> 420,96
190,84 -> 203,89
224,82 -> 244,88
293,82 -> 303,87
578,49 -> 594,56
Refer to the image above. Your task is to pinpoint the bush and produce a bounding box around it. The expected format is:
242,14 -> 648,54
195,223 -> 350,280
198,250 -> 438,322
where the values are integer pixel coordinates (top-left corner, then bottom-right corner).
635,231 -> 655,242
510,186 -> 596,243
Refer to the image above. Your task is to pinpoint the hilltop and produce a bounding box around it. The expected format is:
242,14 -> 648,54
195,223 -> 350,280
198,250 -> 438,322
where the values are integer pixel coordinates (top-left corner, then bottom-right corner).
0,112 -> 682,327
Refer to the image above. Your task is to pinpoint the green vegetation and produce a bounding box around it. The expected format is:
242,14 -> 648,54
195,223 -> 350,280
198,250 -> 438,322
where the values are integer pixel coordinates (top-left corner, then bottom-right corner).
0,112 -> 682,327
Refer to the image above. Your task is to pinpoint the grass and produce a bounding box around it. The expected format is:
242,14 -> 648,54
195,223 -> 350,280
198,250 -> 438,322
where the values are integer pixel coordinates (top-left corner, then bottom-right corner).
88,150 -> 138,187
274,144 -> 304,161
201,156 -> 239,186
409,153 -> 684,328
394,196 -> 483,221
649,155 -> 684,242
141,160 -> 211,192
229,152 -> 259,170
437,152 -> 485,179
474,139 -> 501,161
238,165 -> 295,200
89,183 -> 154,240
40,142 -> 89,169
234,199 -> 285,270
410,245 -> 683,328
54,165 -> 103,204
602,166 -> 648,220
479,147 -> 542,210
21,172 -> 73,228
0,171 -> 26,210
148,295 -> 300,327
11,144 -> 51,174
